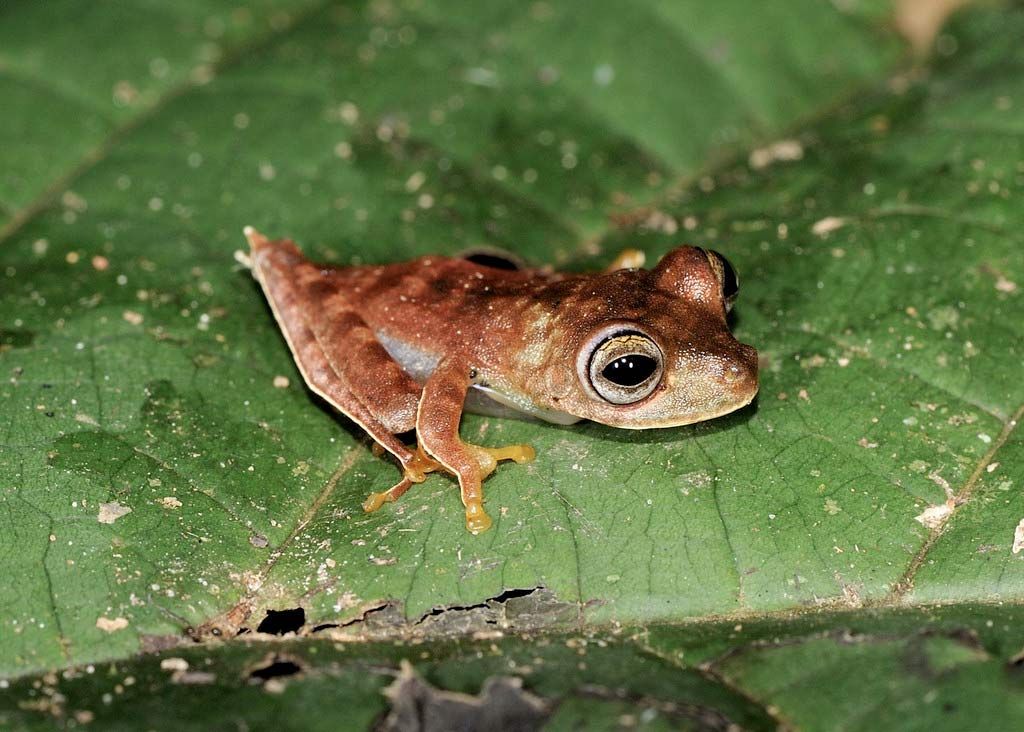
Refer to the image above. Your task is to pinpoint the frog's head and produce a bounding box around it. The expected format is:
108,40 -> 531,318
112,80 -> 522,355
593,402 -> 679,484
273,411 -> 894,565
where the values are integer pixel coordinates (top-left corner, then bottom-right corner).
545,246 -> 758,429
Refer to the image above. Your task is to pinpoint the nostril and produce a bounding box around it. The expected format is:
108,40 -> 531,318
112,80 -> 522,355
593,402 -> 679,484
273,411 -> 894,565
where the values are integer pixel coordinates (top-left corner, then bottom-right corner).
705,359 -> 742,385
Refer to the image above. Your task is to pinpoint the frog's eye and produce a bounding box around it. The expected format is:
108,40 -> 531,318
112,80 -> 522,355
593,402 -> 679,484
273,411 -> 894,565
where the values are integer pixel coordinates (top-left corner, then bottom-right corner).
587,332 -> 664,405
703,249 -> 740,311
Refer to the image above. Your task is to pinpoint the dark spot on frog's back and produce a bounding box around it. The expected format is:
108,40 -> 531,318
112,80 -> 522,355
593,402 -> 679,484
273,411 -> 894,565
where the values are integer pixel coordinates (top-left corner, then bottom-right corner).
305,276 -> 345,304
430,277 -> 454,295
530,290 -> 562,309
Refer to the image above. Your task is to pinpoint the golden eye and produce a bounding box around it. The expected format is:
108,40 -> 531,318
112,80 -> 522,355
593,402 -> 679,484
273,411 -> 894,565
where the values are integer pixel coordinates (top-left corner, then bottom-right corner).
587,332 -> 663,405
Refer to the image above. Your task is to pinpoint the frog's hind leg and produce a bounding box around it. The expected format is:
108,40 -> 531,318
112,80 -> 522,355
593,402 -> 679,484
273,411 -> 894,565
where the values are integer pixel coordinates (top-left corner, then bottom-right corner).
415,358 -> 535,534
243,228 -> 437,501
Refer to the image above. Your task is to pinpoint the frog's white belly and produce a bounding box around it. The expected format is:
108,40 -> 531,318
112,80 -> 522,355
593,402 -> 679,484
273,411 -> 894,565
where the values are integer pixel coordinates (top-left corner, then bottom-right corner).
464,383 -> 581,425
376,330 -> 580,426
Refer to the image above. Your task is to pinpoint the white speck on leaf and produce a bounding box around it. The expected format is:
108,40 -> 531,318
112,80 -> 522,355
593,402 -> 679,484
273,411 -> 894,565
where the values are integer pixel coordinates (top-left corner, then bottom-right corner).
811,216 -> 848,237
334,141 -> 352,159
593,64 -> 615,86
927,305 -> 959,331
161,658 -> 189,672
915,501 -> 954,529
98,502 -> 132,524
463,67 -> 499,87
96,616 -> 129,633
995,275 -> 1017,292
338,102 -> 359,125
405,171 -> 426,192
749,139 -> 804,169
1012,519 -> 1024,555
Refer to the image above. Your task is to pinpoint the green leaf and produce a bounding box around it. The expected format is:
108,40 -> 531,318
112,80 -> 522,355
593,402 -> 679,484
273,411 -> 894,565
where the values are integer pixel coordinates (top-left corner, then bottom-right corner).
4,607 -> 1024,730
3,0 -> 1024,727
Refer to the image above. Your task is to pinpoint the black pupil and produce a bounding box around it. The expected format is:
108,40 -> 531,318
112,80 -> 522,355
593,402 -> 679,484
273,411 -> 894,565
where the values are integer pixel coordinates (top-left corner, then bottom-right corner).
602,355 -> 657,387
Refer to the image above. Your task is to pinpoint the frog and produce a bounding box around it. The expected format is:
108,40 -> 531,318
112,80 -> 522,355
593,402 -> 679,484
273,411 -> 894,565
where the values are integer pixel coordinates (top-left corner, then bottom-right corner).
239,227 -> 758,534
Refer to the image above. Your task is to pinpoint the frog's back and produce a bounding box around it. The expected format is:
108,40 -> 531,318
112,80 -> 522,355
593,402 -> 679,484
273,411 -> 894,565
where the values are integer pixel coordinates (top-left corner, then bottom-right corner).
325,254 -> 560,326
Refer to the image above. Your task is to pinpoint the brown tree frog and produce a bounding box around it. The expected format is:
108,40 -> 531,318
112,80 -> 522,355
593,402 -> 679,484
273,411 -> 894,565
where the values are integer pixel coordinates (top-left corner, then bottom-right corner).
239,228 -> 758,534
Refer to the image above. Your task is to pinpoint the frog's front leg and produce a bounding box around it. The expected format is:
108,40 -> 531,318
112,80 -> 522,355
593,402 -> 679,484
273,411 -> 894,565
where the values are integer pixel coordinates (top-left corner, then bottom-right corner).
416,359 -> 535,534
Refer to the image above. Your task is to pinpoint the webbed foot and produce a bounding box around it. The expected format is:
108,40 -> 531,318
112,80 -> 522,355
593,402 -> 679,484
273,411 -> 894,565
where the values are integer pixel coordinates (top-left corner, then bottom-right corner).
459,443 -> 534,532
467,443 -> 536,478
362,477 -> 413,513
465,499 -> 493,534
364,444 -> 442,514
403,445 -> 442,483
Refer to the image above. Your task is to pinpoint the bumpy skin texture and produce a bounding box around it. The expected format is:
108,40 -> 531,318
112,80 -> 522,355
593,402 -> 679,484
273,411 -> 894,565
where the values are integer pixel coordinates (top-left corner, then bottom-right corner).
242,229 -> 758,534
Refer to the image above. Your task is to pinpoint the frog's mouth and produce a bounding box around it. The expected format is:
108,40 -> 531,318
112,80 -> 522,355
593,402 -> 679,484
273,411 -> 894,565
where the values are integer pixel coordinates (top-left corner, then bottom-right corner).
582,362 -> 760,430
464,361 -> 758,430
466,380 -> 758,431
613,385 -> 759,430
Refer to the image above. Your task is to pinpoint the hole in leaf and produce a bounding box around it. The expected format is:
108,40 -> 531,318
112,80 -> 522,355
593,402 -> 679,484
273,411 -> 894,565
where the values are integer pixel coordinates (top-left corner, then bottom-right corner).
416,587 -> 541,623
490,587 -> 538,603
250,658 -> 303,681
310,602 -> 397,633
256,607 -> 305,635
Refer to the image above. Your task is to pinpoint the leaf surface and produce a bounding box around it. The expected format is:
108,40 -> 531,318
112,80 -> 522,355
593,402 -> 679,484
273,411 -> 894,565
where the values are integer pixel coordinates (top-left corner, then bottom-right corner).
2,1 -> 1024,727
